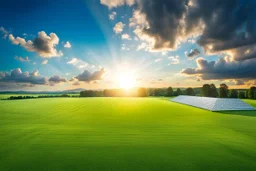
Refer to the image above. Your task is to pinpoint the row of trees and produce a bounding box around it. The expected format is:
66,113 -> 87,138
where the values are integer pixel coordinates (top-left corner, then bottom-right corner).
8,86 -> 256,100
8,94 -> 78,100
148,87 -> 197,97
80,87 -> 199,97
201,84 -> 256,99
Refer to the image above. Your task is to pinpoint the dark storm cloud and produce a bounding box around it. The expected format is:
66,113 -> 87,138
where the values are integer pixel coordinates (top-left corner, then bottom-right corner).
181,57 -> 256,80
75,69 -> 105,82
134,0 -> 256,60
187,48 -> 200,58
133,0 -> 256,82
136,0 -> 189,50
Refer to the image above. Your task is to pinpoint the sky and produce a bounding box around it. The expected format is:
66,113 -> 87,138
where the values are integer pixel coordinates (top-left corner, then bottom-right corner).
0,0 -> 256,91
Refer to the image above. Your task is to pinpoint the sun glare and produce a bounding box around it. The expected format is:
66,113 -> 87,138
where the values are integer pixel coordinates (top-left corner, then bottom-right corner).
117,72 -> 136,90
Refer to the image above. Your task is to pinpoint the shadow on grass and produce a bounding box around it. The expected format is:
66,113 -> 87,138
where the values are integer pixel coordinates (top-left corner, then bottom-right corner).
217,110 -> 256,117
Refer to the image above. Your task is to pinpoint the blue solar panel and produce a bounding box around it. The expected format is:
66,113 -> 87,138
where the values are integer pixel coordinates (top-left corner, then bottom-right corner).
172,96 -> 256,111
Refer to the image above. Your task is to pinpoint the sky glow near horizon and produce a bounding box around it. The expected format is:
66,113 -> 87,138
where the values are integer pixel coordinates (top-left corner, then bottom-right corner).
0,0 -> 256,91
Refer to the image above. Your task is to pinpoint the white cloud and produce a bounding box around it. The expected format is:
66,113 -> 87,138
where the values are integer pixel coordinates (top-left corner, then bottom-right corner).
121,33 -> 131,40
64,41 -> 71,48
67,57 -> 91,70
67,58 -> 78,64
129,10 -> 148,27
14,56 -> 30,62
42,60 -> 48,65
109,11 -> 117,20
113,22 -> 125,34
137,42 -> 150,51
100,0 -> 135,8
126,0 -> 135,6
9,31 -> 63,58
168,56 -> 180,65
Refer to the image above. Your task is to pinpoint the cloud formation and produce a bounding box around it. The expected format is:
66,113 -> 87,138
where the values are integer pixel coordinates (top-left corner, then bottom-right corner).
9,31 -> 63,58
113,22 -> 125,34
49,75 -> 67,83
14,56 -> 30,62
64,41 -> 71,48
130,0 -> 256,60
109,11 -> 117,20
0,68 -> 47,85
0,68 -> 70,89
121,33 -> 131,40
186,48 -> 200,58
100,0 -> 135,8
181,57 -> 256,80
168,56 -> 180,65
75,68 -> 105,82
67,58 -> 78,64
42,60 -> 48,65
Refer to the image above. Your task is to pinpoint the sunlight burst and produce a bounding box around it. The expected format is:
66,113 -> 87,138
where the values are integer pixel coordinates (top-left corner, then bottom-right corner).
117,72 -> 136,90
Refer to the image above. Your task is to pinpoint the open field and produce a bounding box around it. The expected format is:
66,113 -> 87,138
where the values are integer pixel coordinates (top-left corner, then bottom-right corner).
0,98 -> 256,171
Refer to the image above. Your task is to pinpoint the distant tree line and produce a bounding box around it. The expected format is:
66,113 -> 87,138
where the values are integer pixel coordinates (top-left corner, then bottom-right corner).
80,88 -> 147,97
9,96 -> 36,100
80,87 -> 198,97
7,94 -> 78,100
5,86 -> 256,100
201,84 -> 256,99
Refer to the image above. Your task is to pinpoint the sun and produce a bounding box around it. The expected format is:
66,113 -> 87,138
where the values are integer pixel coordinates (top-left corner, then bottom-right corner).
117,71 -> 136,90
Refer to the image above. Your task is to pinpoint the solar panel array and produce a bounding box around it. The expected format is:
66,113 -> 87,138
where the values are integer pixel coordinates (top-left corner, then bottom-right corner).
172,95 -> 256,111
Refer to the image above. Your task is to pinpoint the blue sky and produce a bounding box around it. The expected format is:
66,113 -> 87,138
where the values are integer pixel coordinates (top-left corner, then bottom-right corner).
0,0 -> 255,91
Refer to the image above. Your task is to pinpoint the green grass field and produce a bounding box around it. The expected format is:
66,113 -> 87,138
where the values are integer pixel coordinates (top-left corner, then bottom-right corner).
0,98 -> 256,171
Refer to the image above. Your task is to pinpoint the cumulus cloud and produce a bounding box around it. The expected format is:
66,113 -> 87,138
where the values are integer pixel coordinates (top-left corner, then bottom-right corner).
14,56 -> 30,62
75,68 -> 105,82
109,11 -> 117,20
9,31 -> 63,58
168,56 -> 180,65
130,0 -> 256,59
64,41 -> 71,48
49,75 -> 67,83
186,48 -> 200,58
42,60 -> 48,65
181,57 -> 256,80
121,33 -> 131,40
100,0 -> 135,8
67,57 -> 91,69
113,22 -> 125,34
0,68 -> 47,85
67,58 -> 78,64
0,26 -> 8,39
137,42 -> 150,51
